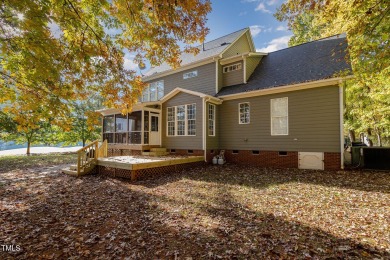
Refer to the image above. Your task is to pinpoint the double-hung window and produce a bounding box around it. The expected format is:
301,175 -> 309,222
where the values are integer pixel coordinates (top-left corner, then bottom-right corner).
167,104 -> 196,136
177,105 -> 186,136
208,104 -> 215,136
271,97 -> 288,135
167,107 -> 175,136
239,102 -> 250,124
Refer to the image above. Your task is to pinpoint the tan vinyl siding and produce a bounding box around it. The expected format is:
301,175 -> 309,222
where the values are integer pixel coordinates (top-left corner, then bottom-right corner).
145,62 -> 216,97
223,61 -> 244,87
246,56 -> 262,81
219,86 -> 341,152
206,102 -> 219,150
162,92 -> 203,150
217,63 -> 223,92
222,33 -> 251,58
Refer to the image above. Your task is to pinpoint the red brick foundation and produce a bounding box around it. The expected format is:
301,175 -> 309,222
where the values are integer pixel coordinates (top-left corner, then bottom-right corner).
168,149 -> 204,156
208,150 -> 341,170
324,152 -> 341,170
222,150 -> 298,168
107,148 -> 141,157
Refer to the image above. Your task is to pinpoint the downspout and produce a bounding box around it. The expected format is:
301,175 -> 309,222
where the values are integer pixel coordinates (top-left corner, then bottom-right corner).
339,83 -> 344,169
202,97 -> 207,162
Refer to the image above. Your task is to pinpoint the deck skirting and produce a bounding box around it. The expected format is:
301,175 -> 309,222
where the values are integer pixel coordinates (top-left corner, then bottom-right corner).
97,160 -> 205,181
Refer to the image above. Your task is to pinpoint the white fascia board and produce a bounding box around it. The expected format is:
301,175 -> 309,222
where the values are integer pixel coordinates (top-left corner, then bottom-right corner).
248,52 -> 267,56
142,56 -> 219,82
219,76 -> 354,101
96,108 -> 121,116
160,87 -> 223,105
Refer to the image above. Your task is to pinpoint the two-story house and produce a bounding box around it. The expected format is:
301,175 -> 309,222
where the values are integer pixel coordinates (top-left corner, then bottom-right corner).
98,28 -> 351,170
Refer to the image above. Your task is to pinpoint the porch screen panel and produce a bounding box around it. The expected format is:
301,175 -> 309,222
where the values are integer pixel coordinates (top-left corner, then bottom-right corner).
128,111 -> 142,144
144,111 -> 149,144
103,115 -> 115,143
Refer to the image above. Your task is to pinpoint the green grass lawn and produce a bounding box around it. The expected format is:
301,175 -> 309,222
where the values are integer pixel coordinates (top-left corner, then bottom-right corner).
0,153 -> 77,173
0,157 -> 389,259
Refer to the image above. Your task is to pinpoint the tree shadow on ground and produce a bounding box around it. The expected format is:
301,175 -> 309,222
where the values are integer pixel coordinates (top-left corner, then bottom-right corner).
1,170 -> 388,259
137,164 -> 390,194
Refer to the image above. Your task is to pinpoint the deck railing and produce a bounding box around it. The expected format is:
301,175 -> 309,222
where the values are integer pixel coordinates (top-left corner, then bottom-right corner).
76,140 -> 107,176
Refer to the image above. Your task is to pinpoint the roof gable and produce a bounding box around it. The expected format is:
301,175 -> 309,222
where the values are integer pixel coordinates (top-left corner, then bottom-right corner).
217,35 -> 352,97
143,28 -> 250,79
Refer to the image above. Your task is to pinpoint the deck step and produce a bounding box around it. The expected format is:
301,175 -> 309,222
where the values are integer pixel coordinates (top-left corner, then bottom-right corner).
62,169 -> 80,176
150,148 -> 167,152
69,164 -> 77,171
142,151 -> 169,157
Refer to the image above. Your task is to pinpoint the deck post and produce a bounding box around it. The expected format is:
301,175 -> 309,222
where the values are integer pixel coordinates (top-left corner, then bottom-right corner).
131,170 -> 137,181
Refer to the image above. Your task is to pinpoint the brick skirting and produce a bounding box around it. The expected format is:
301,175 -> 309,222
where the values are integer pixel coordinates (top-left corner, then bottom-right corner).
208,150 -> 341,170
222,150 -> 298,168
97,161 -> 205,181
324,152 -> 341,170
107,148 -> 142,157
168,149 -> 204,156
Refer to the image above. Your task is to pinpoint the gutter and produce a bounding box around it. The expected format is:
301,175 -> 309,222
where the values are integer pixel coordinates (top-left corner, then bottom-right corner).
218,76 -> 354,101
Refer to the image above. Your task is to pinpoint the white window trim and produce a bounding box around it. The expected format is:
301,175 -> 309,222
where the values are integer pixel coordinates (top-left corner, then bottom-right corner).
238,102 -> 250,124
271,97 -> 289,136
166,103 -> 196,137
183,70 -> 198,79
223,63 -> 242,73
208,104 -> 215,136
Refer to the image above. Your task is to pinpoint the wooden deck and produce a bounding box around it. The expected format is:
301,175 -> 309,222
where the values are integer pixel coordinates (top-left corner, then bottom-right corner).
97,156 -> 204,170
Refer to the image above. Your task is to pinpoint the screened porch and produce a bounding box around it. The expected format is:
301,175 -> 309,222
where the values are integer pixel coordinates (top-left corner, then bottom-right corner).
102,108 -> 161,147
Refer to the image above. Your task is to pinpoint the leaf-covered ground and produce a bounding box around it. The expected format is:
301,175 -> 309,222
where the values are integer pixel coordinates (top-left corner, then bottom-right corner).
0,160 -> 389,259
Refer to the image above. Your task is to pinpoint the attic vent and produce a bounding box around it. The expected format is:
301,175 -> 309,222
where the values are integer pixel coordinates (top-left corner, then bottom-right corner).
220,42 -> 227,46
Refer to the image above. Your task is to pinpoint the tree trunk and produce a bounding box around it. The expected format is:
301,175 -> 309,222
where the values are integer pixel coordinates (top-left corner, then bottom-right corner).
377,133 -> 382,147
348,129 -> 356,142
26,140 -> 31,156
82,139 -> 86,147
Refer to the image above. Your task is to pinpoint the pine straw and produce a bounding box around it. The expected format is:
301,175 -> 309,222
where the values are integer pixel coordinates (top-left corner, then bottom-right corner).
0,163 -> 389,259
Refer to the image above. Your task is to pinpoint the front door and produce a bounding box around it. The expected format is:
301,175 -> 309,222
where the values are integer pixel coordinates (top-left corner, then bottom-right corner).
150,114 -> 160,145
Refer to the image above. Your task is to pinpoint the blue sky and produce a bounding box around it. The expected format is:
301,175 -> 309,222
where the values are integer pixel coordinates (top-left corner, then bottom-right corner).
206,0 -> 291,52
125,0 -> 292,72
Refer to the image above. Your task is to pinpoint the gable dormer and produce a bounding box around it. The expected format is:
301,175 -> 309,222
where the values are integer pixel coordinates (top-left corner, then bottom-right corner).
216,30 -> 266,92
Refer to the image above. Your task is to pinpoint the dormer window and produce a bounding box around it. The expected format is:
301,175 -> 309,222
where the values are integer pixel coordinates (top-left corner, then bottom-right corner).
142,80 -> 164,102
183,70 -> 198,79
223,63 -> 242,73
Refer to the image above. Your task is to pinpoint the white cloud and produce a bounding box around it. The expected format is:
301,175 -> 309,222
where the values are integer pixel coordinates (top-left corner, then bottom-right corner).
124,54 -> 138,70
276,25 -> 287,31
256,35 -> 291,53
266,0 -> 279,5
255,2 -> 272,13
249,25 -> 264,37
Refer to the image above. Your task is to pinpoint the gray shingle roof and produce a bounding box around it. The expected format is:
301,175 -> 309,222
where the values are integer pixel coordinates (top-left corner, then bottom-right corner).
144,28 -> 249,78
217,35 -> 351,97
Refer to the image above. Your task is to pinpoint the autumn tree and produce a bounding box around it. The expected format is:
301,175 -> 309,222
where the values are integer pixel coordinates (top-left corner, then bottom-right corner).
60,96 -> 103,147
276,0 -> 390,146
1,0 -> 211,149
0,97 -> 69,155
